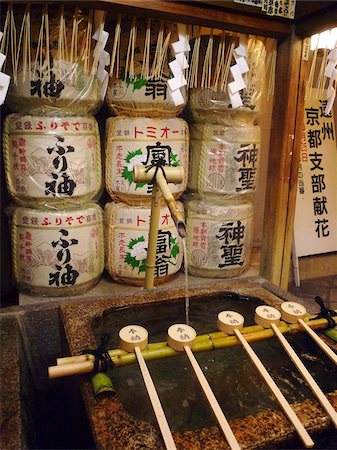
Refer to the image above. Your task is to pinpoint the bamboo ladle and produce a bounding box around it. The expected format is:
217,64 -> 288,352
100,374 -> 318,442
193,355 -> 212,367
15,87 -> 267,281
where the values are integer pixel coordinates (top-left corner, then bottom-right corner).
119,325 -> 176,450
255,305 -> 337,429
280,301 -> 337,366
217,311 -> 314,448
167,323 -> 241,450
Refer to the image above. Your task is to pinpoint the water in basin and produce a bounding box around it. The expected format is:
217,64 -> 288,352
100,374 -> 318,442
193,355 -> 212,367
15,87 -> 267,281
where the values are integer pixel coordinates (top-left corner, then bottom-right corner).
91,293 -> 337,433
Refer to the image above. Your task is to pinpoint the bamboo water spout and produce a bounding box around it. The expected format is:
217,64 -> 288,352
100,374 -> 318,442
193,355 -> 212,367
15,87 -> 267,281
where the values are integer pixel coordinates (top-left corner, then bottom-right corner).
133,165 -> 187,289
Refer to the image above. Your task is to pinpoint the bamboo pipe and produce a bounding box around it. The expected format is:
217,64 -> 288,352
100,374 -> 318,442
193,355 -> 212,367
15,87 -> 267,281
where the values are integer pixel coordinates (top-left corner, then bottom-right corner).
144,184 -> 161,290
133,165 -> 186,238
133,165 -> 186,289
48,317 -> 333,378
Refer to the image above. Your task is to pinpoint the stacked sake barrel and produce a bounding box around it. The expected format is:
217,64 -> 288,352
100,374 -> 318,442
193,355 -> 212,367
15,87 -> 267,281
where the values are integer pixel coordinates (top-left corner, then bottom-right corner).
104,17 -> 189,285
185,35 -> 266,278
2,5 -> 105,296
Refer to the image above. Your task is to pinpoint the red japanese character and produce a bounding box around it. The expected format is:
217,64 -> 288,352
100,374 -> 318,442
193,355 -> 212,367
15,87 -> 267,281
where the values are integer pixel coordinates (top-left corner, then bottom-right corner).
160,127 -> 170,139
36,121 -> 44,131
134,127 -> 144,138
55,217 -> 63,226
42,217 -> 51,226
137,215 -> 146,226
146,126 -> 157,138
62,122 -> 70,131
65,216 -> 74,225
72,122 -> 80,131
161,213 -> 169,225
76,215 -> 84,224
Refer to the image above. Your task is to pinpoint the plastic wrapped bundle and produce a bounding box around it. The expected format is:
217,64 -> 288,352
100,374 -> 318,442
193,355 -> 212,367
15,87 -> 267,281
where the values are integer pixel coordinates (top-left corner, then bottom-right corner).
187,36 -> 266,125
3,4 -> 106,114
189,124 -> 260,197
105,116 -> 189,205
186,197 -> 253,278
105,201 -> 183,285
3,114 -> 102,208
11,203 -> 104,296
106,17 -> 188,117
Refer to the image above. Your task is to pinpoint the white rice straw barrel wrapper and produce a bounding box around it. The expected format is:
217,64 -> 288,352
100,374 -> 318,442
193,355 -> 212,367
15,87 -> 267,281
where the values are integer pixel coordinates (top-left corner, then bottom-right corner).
3,115 -> 102,208
187,36 -> 266,125
186,198 -> 253,278
105,117 -> 189,205
189,124 -> 261,198
106,17 -> 188,117
4,4 -> 105,114
105,201 -> 184,286
11,203 -> 104,296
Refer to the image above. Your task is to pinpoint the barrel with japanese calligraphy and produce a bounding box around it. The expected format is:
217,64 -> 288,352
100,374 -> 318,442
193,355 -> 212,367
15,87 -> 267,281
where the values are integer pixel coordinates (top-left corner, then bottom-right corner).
186,198 -> 253,278
3,114 -> 102,208
105,201 -> 183,285
5,5 -> 103,114
189,124 -> 260,197
105,117 -> 189,205
105,17 -> 187,117
11,203 -> 104,296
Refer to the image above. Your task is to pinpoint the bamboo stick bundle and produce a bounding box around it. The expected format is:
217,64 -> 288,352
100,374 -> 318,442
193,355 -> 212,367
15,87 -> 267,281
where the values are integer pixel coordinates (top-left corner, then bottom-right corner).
48,315 -> 335,378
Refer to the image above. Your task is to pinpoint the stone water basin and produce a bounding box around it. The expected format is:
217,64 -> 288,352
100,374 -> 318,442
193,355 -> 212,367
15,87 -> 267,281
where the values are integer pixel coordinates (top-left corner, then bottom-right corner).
60,280 -> 337,449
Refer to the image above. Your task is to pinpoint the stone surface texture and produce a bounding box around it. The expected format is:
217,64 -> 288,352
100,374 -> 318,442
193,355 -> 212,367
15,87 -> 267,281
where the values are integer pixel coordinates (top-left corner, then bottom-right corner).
60,279 -> 337,450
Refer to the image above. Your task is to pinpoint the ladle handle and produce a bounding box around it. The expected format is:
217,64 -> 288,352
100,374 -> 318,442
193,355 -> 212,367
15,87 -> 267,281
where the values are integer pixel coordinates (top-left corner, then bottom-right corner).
298,319 -> 337,366
134,346 -> 176,450
184,345 -> 241,450
271,323 -> 337,428
233,329 -> 314,448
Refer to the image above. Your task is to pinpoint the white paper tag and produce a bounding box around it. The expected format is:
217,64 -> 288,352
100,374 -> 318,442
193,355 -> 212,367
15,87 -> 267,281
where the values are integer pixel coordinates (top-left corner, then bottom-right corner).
170,88 -> 185,106
172,40 -> 191,54
100,70 -> 109,100
228,89 -> 243,108
0,53 -> 6,71
324,60 -> 336,78
228,78 -> 246,94
175,52 -> 189,70
92,29 -> 109,49
97,61 -> 106,82
328,47 -> 337,61
0,71 -> 10,87
169,59 -> 183,78
101,49 -> 110,67
168,75 -> 187,91
234,43 -> 247,58
0,72 -> 10,105
234,55 -> 249,74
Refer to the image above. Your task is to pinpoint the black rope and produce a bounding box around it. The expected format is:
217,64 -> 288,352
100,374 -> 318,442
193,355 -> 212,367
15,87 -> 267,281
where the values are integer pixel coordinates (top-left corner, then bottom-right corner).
80,334 -> 114,373
145,160 -> 168,185
314,296 -> 337,329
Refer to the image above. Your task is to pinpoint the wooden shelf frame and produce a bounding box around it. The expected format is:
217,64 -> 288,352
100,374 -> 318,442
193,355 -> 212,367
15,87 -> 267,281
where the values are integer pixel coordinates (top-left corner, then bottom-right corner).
3,0 -> 337,290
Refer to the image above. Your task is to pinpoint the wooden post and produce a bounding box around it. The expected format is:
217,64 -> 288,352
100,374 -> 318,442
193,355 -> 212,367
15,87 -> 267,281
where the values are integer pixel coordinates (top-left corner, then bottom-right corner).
260,32 -> 308,289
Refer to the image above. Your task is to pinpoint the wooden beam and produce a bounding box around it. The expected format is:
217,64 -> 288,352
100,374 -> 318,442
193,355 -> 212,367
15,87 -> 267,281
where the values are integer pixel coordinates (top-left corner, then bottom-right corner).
295,4 -> 337,37
260,33 -> 304,287
5,0 -> 292,39
280,40 -> 308,289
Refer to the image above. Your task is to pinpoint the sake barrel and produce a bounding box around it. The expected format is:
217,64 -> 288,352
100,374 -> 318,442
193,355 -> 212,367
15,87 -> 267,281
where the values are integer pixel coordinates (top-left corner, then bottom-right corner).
5,5 -> 102,114
106,17 -> 187,117
3,115 -> 102,208
186,198 -> 253,278
105,201 -> 184,285
189,124 -> 260,197
105,117 -> 189,205
188,38 -> 265,125
11,204 -> 104,296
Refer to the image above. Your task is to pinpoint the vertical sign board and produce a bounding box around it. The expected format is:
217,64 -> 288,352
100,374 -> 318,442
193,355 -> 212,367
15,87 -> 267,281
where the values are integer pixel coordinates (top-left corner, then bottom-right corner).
294,91 -> 337,258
